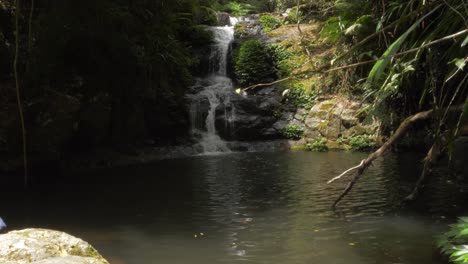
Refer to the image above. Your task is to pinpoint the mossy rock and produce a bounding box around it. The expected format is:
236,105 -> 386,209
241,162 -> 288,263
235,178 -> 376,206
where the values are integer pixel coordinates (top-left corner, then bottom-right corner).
0,229 -> 109,264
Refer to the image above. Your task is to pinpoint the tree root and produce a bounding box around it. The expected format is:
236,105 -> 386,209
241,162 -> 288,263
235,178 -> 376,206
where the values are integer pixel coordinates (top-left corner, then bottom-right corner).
328,106 -> 462,209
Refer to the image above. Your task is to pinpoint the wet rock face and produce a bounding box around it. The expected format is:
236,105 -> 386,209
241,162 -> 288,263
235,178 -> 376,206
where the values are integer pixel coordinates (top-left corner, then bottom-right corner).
0,229 -> 109,264
217,12 -> 231,26
233,15 -> 270,44
214,87 -> 283,140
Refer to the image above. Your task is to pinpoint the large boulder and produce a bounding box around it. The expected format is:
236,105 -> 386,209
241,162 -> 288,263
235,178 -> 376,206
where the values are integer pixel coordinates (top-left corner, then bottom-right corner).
215,88 -> 283,140
303,98 -> 379,141
0,229 -> 109,264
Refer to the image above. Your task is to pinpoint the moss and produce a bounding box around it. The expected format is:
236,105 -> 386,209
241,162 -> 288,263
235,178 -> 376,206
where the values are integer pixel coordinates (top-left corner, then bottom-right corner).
291,145 -> 307,150
71,246 -> 109,264
319,102 -> 334,111
317,121 -> 328,130
234,23 -> 248,39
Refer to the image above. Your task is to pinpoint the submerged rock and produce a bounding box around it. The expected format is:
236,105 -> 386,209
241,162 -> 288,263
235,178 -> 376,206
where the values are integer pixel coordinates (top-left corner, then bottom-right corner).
0,229 -> 109,264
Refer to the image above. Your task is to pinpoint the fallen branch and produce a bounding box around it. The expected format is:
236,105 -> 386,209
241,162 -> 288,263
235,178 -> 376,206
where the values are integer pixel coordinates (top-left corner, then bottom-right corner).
329,105 -> 463,208
404,130 -> 449,201
242,77 -> 292,91
328,161 -> 364,184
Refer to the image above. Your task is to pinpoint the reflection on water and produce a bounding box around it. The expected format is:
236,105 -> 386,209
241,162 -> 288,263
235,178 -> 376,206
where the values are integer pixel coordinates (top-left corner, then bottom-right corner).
1,151 -> 468,264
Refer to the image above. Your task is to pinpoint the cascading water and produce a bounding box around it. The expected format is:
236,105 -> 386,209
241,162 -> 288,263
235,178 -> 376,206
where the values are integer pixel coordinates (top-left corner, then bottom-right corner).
188,18 -> 239,153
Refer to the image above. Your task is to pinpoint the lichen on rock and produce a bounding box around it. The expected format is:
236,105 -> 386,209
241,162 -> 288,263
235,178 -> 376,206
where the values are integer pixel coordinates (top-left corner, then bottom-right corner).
0,229 -> 109,264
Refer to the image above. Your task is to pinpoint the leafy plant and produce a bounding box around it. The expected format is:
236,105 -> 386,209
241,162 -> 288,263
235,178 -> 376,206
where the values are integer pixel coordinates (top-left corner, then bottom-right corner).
267,43 -> 292,77
259,14 -> 282,32
286,83 -> 318,110
234,40 -> 276,86
220,2 -> 254,16
307,137 -> 329,152
437,217 -> 468,264
320,16 -> 349,43
281,124 -> 304,140
348,135 -> 376,151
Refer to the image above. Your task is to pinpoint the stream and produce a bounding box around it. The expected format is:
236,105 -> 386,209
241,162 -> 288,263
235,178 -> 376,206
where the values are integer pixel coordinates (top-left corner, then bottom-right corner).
1,151 -> 468,264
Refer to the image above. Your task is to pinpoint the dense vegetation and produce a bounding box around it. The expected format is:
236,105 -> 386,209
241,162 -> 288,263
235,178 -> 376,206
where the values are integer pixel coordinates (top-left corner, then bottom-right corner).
0,0 -> 219,159
1,0 -> 467,261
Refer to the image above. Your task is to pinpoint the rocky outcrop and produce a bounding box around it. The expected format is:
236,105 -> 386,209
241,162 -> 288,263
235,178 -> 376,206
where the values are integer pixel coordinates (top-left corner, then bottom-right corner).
217,12 -> 231,26
233,15 -> 270,43
0,229 -> 109,264
303,98 -> 379,141
215,86 -> 283,140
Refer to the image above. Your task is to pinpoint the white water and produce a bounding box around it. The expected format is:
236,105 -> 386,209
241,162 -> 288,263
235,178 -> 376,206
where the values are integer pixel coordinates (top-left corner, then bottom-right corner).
188,18 -> 238,153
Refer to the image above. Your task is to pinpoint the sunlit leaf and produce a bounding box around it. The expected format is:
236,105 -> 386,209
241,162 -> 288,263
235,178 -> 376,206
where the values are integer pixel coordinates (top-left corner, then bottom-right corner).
367,5 -> 441,84
462,35 -> 468,47
451,58 -> 466,71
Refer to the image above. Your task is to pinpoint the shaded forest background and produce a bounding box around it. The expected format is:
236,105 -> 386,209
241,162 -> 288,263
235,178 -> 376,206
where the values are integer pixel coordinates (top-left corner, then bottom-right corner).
0,0 -> 466,172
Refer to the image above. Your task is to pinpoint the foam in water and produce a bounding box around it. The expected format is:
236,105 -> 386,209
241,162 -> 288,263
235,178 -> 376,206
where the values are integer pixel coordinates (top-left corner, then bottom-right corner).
188,18 -> 238,153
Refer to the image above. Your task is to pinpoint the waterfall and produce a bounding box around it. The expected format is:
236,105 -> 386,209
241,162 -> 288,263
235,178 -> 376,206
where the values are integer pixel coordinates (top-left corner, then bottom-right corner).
188,18 -> 238,153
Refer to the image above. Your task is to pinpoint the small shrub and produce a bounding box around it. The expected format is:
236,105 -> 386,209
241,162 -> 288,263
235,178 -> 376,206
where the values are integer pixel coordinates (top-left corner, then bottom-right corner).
285,7 -> 304,24
348,134 -> 376,151
220,2 -> 254,17
320,16 -> 349,43
437,217 -> 468,264
307,138 -> 329,152
260,14 -> 282,32
287,83 -> 318,110
267,43 -> 292,77
281,124 -> 304,140
234,40 -> 276,86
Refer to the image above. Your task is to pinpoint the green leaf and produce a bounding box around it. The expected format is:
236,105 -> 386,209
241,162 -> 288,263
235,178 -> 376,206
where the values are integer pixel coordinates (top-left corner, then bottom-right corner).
367,5 -> 441,84
462,35 -> 468,47
451,58 -> 466,71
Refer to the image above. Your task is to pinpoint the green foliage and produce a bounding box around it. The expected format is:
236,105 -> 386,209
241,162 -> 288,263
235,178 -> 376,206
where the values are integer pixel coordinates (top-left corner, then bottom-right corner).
281,124 -> 304,139
259,14 -> 282,32
286,83 -> 318,109
306,138 -> 328,152
218,2 -> 254,16
320,16 -> 349,43
267,43 -> 292,77
348,135 -> 376,151
234,23 -> 248,39
234,40 -> 276,86
285,7 -> 303,24
366,6 -> 439,85
437,217 -> 468,264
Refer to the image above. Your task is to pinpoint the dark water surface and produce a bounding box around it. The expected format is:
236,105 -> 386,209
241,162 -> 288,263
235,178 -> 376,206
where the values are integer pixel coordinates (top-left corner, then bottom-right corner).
2,151 -> 468,264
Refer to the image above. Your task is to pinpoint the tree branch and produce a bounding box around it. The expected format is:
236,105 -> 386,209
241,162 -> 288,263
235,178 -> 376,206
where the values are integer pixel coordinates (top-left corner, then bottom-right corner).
329,105 -> 463,208
327,160 -> 364,184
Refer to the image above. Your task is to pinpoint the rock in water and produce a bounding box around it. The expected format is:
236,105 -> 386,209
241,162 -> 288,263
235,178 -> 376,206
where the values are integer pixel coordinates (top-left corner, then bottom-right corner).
0,229 -> 109,264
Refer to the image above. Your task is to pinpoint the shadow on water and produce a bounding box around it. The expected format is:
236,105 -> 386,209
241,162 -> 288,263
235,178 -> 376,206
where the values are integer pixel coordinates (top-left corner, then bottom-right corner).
1,151 -> 468,264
